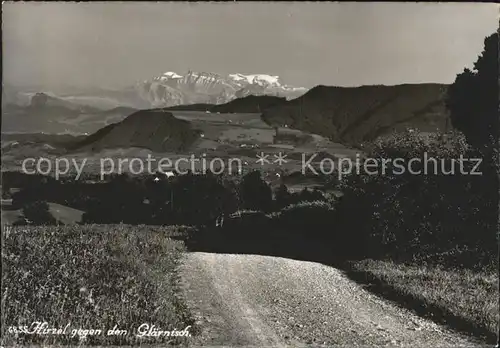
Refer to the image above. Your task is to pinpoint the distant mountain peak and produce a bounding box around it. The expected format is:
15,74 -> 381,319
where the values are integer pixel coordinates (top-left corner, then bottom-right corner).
228,73 -> 281,86
160,71 -> 183,79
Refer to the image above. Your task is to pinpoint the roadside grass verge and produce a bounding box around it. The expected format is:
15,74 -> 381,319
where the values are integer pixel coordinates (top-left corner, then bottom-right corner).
1,224 -> 197,346
345,258 -> 499,344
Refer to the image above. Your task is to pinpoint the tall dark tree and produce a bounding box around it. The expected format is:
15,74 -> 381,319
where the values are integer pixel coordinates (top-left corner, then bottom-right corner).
446,30 -> 500,253
446,30 -> 499,150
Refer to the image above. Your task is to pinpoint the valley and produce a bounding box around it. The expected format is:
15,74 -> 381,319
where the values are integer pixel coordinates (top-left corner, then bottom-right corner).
2,5 -> 498,345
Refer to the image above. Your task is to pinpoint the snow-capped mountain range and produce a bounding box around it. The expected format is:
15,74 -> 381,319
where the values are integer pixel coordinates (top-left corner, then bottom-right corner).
136,70 -> 308,107
3,71 -> 309,110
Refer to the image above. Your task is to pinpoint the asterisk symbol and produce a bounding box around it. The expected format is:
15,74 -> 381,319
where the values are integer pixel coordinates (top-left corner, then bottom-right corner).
256,152 -> 270,165
273,152 -> 288,166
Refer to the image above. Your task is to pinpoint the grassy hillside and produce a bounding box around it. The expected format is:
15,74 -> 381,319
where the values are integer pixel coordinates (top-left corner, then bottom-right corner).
69,109 -> 201,152
261,83 -> 450,145
347,259 -> 498,343
1,224 -> 196,346
211,95 -> 287,113
165,103 -> 214,112
164,95 -> 287,113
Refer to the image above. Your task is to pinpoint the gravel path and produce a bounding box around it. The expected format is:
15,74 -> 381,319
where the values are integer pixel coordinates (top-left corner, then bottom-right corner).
179,252 -> 483,347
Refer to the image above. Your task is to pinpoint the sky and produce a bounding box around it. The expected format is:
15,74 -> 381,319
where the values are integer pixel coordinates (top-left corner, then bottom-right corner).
2,2 -> 499,90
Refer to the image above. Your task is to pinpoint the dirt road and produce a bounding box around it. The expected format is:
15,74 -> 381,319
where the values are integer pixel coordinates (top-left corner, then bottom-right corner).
179,252 -> 483,347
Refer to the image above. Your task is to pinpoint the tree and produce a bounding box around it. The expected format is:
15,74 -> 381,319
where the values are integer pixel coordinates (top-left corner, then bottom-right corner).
19,201 -> 58,225
274,183 -> 291,209
446,31 -> 499,150
239,171 -> 273,212
171,173 -> 230,226
446,32 -> 499,247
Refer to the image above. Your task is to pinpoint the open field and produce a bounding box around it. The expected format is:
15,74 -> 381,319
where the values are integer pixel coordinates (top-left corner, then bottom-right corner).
1,224 -> 196,346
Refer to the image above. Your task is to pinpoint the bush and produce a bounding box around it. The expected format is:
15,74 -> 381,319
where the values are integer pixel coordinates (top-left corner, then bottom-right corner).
223,210 -> 271,232
369,128 -> 470,158
335,130 -> 498,265
273,185 -> 329,211
18,201 -> 58,226
272,200 -> 335,240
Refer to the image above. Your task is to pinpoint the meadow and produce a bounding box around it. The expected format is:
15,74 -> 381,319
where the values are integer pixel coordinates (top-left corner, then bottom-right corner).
1,224 -> 197,346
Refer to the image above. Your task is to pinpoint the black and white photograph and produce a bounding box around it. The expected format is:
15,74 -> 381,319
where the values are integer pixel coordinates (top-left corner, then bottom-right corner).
1,2 -> 499,347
